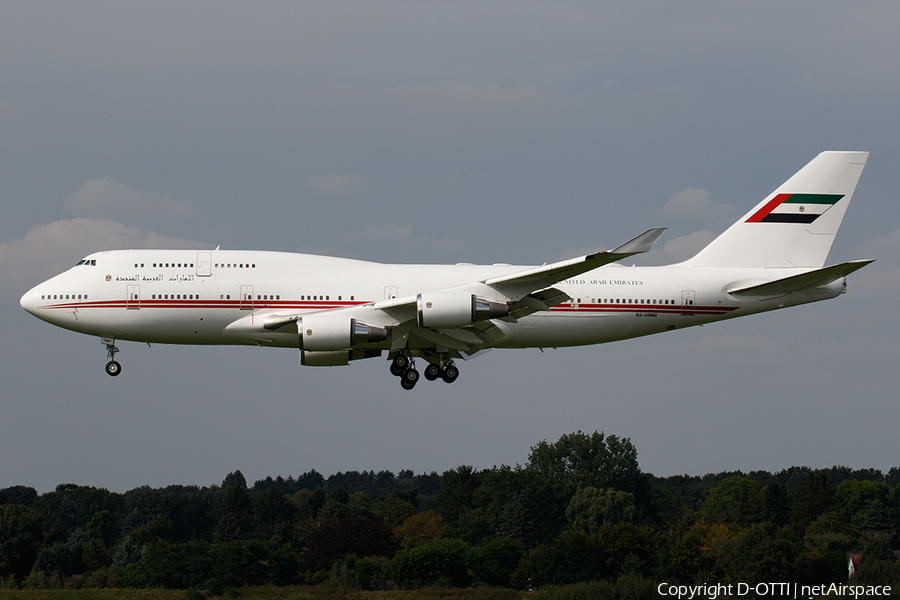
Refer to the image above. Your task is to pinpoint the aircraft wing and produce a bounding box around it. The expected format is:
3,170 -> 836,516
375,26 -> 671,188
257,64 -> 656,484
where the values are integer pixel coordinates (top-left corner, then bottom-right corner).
483,228 -> 666,301
727,259 -> 874,296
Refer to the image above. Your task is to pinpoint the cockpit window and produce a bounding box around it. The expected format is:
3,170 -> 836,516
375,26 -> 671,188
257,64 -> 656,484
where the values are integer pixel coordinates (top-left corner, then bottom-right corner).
75,259 -> 97,266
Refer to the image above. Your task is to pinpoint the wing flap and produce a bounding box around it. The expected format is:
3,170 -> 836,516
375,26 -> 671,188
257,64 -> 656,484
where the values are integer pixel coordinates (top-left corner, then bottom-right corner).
503,287 -> 570,322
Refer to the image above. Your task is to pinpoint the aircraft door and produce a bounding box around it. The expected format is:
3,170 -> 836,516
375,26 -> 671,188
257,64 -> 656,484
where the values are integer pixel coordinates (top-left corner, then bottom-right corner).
126,285 -> 140,310
196,252 -> 212,276
240,285 -> 254,310
384,286 -> 398,299
681,290 -> 695,316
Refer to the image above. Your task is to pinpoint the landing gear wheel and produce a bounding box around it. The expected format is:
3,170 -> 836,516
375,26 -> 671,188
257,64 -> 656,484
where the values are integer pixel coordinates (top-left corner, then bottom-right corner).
441,363 -> 460,383
400,368 -> 419,390
104,342 -> 122,376
424,363 -> 441,381
391,354 -> 411,376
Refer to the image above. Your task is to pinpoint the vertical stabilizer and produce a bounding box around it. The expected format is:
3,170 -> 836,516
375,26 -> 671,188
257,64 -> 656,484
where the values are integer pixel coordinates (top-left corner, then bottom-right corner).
689,151 -> 869,268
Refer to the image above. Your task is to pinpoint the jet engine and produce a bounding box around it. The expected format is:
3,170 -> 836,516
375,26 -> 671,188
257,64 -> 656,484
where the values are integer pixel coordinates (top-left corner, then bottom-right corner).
416,292 -> 509,329
301,349 -> 383,366
299,314 -> 387,351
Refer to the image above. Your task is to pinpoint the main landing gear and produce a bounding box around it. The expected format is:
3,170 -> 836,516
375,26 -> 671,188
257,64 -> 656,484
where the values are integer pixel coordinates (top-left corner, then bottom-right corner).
390,353 -> 459,390
105,342 -> 122,376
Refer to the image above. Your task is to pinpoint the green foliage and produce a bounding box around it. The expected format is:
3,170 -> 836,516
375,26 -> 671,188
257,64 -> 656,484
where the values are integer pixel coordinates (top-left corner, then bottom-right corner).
526,431 -> 646,500
791,471 -> 836,530
851,554 -> 900,598
389,538 -> 471,588
301,516 -> 398,573
374,494 -> 417,528
3,433 -> 900,593
0,504 -> 42,580
329,553 -> 391,590
566,487 -> 636,533
511,530 -> 599,588
702,476 -> 763,525
469,537 -> 524,587
530,574 -> 656,600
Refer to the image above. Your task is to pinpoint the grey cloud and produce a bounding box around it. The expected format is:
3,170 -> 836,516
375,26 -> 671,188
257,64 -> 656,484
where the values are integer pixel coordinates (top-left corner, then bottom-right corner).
64,177 -> 193,220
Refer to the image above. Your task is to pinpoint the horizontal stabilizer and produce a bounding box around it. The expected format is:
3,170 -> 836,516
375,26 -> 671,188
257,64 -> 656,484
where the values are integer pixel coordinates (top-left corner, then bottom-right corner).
728,260 -> 874,296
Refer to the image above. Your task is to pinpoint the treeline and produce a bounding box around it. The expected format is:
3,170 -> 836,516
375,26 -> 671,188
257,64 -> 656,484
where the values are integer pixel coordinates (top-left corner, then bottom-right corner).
1,431 -> 899,595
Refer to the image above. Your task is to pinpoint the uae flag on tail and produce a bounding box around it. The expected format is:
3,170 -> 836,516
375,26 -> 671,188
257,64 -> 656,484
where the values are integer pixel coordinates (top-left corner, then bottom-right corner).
746,193 -> 844,224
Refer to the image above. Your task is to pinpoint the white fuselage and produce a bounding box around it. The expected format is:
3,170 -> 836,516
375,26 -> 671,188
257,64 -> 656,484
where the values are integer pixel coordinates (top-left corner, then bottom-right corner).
19,249 -> 845,352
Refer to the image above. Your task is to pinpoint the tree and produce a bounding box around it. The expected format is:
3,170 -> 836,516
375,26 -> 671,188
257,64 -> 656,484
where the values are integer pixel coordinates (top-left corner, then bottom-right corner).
761,482 -> 790,526
301,516 -> 398,572
526,431 -> 647,501
0,504 -> 42,580
394,510 -> 446,548
389,538 -> 471,588
215,472 -> 253,542
566,487 -> 636,533
434,466 -> 480,525
373,495 -> 415,529
702,476 -> 763,525
791,471 -> 835,530
254,486 -> 296,543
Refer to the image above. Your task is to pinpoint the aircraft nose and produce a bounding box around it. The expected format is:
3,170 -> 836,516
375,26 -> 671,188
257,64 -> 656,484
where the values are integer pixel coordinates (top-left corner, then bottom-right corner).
20,289 -> 35,314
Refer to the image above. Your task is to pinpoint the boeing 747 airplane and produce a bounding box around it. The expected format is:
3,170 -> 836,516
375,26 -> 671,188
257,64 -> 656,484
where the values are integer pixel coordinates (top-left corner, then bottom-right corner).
20,151 -> 873,389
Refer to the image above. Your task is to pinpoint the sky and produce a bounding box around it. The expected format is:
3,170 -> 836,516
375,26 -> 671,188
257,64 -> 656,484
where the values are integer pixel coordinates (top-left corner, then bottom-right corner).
1,1 -> 898,494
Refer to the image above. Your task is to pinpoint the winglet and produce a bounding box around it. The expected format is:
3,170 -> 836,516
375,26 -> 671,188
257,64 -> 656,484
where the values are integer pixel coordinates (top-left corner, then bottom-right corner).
606,227 -> 667,256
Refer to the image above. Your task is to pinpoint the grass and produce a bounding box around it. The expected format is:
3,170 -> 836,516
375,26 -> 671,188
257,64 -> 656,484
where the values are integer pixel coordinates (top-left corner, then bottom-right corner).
0,584 -> 527,600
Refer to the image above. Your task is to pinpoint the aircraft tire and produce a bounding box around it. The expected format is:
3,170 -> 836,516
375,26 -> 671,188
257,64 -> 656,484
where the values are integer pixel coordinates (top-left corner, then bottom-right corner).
392,354 -> 410,371
105,361 -> 122,377
400,371 -> 418,390
441,364 -> 459,383
424,363 -> 441,381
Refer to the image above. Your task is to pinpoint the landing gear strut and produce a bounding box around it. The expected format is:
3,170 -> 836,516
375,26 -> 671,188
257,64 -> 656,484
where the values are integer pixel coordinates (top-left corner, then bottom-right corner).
105,343 -> 122,377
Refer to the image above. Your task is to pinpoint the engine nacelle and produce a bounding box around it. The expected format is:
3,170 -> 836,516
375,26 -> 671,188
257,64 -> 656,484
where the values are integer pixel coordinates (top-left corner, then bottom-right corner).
301,349 -> 383,366
416,292 -> 509,329
299,314 -> 387,351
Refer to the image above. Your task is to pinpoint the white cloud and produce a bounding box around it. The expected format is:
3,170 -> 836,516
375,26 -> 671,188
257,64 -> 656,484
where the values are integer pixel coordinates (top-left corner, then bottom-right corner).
64,177 -> 191,218
661,188 -> 732,221
1,218 -> 211,294
635,230 -> 718,265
